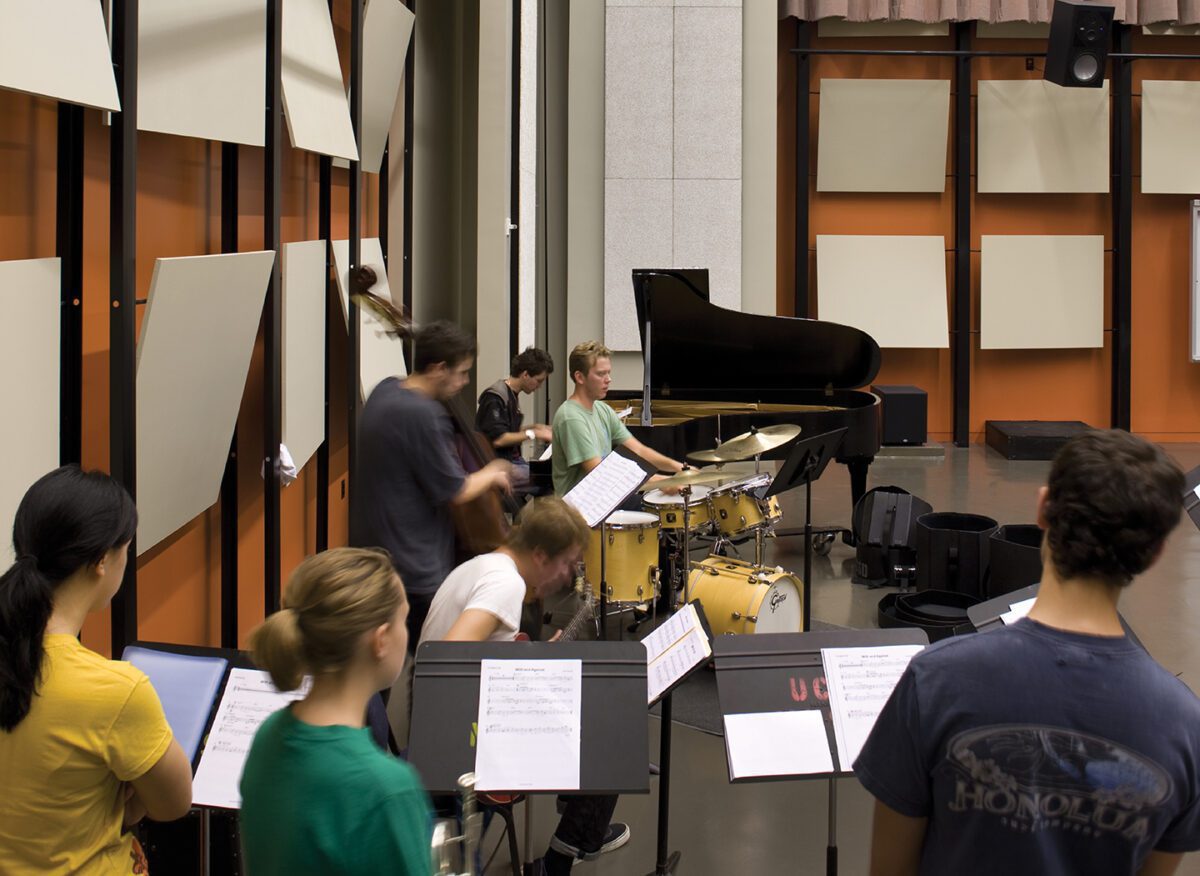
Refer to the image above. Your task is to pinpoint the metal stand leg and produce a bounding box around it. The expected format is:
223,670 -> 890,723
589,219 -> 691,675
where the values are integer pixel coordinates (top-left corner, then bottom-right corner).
646,694 -> 681,875
523,797 -> 533,868
201,808 -> 211,876
599,522 -> 609,640
827,778 -> 838,876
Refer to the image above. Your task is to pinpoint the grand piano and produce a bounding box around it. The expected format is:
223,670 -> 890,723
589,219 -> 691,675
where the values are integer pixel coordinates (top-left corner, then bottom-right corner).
611,269 -> 882,510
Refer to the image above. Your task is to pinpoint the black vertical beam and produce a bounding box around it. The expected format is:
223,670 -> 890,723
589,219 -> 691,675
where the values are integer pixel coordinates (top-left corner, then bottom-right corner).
380,141 -> 389,267
349,0 -> 364,500
56,103 -> 84,466
317,152 -> 332,553
220,143 -> 239,648
264,0 -> 283,615
794,20 -> 811,318
509,0 -> 522,360
109,0 -> 139,656
402,0 -> 416,370
952,23 -> 972,447
1110,24 -> 1133,431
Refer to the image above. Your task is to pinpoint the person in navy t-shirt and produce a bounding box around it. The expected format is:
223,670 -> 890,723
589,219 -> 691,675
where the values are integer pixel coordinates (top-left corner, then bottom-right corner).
856,429 -> 1200,876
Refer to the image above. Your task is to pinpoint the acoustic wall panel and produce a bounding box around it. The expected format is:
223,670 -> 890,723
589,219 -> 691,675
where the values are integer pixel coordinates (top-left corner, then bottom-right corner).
282,0 -> 359,161
0,0 -> 119,110
138,0 -> 265,146
1142,81 -> 1200,194
816,236 -> 949,348
674,6 -> 741,180
978,80 -> 1109,193
0,259 -> 60,569
359,0 -> 415,174
282,241 -> 327,473
330,238 -> 407,400
980,235 -> 1104,349
135,252 -> 275,554
817,79 -> 950,193
604,179 -> 673,352
605,6 -> 673,181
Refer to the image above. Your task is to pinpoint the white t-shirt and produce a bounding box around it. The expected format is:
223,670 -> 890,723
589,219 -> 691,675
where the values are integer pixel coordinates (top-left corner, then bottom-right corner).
419,552 -> 526,644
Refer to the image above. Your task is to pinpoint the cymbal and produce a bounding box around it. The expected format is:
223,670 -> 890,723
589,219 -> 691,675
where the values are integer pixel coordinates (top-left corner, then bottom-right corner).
697,424 -> 802,462
686,448 -> 728,465
637,468 -> 731,492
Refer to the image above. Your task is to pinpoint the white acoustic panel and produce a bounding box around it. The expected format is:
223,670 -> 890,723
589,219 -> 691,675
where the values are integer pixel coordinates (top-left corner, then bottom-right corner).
980,235 -> 1104,349
1142,81 -> 1200,194
136,251 -> 275,553
0,259 -> 60,569
282,241 -> 327,472
330,238 -> 407,399
604,179 -> 673,352
0,0 -> 119,110
138,0 -> 265,146
282,0 -> 359,161
674,6 -> 741,181
605,6 -> 673,180
359,0 -> 414,173
817,79 -> 950,193
978,80 -> 1109,193
816,236 -> 948,348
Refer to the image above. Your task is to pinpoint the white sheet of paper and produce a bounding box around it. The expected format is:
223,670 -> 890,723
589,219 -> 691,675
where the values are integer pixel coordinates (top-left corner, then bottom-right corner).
822,645 -> 923,771
563,452 -> 648,528
723,711 -> 834,778
538,443 -> 553,462
1001,597 -> 1038,625
642,604 -> 711,704
475,659 -> 582,792
192,668 -> 310,809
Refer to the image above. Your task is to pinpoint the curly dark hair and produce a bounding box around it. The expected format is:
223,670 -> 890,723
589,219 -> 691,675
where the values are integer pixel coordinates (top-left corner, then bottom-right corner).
412,321 -> 476,373
1043,430 -> 1183,586
510,347 -> 554,378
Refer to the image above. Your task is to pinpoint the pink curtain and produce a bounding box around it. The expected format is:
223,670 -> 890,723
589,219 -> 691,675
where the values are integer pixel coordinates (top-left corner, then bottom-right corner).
779,0 -> 1200,25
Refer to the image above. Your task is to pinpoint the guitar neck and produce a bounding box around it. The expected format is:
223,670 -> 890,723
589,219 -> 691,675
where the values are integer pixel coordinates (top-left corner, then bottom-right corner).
559,581 -> 594,643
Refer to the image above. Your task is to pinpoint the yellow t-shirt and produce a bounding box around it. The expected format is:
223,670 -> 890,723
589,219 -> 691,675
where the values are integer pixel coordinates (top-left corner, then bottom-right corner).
0,635 -> 173,875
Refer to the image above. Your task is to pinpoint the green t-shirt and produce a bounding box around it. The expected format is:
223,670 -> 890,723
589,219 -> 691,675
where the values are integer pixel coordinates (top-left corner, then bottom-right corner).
551,398 -> 633,495
240,707 -> 432,876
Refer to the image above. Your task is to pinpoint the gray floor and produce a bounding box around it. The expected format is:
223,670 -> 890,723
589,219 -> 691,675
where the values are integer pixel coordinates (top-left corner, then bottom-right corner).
485,443 -> 1200,875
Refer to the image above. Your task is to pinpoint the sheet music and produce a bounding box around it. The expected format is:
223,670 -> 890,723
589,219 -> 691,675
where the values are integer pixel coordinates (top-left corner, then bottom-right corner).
538,443 -> 553,462
724,711 -> 834,778
642,604 -> 711,704
822,645 -> 923,771
475,659 -> 582,791
562,452 -> 648,527
192,668 -> 310,809
1001,596 -> 1037,625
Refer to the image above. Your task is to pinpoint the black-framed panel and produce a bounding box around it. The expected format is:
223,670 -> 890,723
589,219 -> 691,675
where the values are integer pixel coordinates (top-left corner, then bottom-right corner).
263,0 -> 284,616
220,141 -> 240,648
56,103 -> 84,467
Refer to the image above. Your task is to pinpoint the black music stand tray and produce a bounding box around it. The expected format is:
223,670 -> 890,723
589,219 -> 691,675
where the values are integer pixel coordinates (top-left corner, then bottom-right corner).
967,584 -> 1147,651
766,428 -> 847,631
407,641 -> 650,795
645,600 -> 714,876
713,628 -> 928,876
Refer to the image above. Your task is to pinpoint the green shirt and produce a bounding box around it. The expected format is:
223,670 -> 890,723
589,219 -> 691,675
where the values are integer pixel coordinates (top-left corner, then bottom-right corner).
240,707 -> 432,876
551,398 -> 632,495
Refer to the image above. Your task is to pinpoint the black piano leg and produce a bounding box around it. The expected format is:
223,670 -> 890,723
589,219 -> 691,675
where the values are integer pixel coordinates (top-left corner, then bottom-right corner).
844,458 -> 872,546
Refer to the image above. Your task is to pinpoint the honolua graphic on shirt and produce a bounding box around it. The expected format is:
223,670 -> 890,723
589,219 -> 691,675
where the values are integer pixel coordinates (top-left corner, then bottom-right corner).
944,725 -> 1171,843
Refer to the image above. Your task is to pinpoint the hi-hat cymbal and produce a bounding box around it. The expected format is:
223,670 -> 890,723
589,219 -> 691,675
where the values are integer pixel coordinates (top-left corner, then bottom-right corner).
637,467 -> 731,492
686,448 -> 728,465
697,424 -> 802,462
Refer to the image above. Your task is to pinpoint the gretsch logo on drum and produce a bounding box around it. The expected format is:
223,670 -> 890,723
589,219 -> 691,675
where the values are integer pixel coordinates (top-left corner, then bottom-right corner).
769,589 -> 788,613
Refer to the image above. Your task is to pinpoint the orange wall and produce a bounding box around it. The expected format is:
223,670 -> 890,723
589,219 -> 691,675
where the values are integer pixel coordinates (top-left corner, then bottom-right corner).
778,24 -> 1200,441
2,6 -> 379,655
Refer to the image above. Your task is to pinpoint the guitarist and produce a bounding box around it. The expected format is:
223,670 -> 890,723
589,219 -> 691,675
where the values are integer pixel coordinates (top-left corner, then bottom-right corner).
350,320 -> 512,643
418,497 -> 632,874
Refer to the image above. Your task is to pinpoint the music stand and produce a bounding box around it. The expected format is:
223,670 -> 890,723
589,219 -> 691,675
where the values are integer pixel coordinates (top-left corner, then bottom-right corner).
967,583 -> 1147,651
713,628 -> 928,876
766,428 -> 847,631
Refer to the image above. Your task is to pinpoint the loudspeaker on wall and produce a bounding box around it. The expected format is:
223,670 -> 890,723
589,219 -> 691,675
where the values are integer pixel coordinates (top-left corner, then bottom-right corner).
1044,0 -> 1115,88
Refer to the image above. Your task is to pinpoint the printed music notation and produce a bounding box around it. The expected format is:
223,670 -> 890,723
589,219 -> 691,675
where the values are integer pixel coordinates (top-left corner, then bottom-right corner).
191,668 -> 310,809
474,659 -> 582,791
563,452 -> 648,527
820,645 -> 923,772
642,603 -> 711,704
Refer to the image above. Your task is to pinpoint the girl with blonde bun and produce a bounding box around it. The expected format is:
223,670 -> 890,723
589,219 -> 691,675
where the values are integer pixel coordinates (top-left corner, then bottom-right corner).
239,548 -> 432,875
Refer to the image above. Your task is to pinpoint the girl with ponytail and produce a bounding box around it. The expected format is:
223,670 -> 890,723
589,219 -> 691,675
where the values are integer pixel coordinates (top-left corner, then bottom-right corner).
0,465 -> 193,874
239,547 -> 432,876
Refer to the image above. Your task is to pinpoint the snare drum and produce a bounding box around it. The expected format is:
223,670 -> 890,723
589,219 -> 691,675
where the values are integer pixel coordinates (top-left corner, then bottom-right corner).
686,556 -> 802,636
583,511 -> 660,603
641,486 -> 713,531
708,475 -> 782,536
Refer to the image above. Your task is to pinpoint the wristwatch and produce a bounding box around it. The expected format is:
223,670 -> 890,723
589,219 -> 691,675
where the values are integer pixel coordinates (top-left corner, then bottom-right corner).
525,428 -> 535,442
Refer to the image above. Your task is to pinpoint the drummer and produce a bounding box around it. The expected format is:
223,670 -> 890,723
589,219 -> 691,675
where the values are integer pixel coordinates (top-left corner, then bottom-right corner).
552,340 -> 683,504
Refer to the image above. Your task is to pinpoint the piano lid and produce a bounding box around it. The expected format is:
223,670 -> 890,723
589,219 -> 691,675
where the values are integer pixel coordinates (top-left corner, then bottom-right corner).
632,269 -> 881,395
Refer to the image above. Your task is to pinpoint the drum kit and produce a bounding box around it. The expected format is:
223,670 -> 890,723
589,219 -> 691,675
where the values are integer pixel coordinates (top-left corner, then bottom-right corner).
580,425 -> 807,638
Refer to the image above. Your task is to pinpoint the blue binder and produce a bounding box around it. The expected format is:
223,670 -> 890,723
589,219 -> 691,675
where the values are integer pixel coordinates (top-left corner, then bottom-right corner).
122,646 -> 228,764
